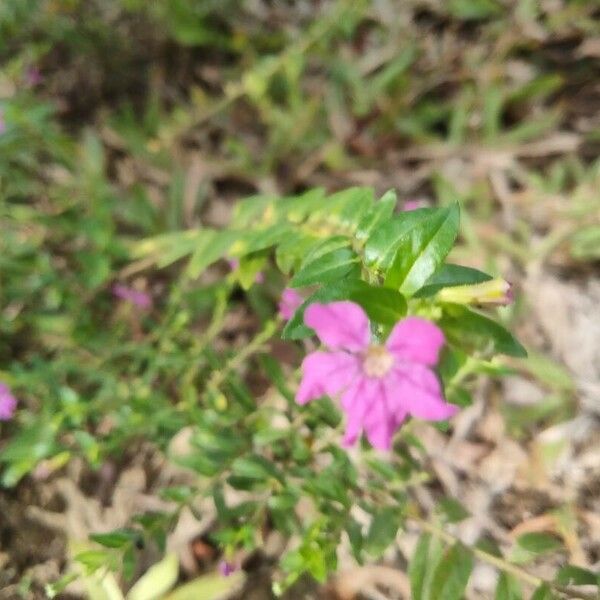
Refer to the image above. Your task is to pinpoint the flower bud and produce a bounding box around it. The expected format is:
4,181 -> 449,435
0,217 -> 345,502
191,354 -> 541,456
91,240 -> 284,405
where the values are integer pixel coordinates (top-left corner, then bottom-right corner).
437,279 -> 513,306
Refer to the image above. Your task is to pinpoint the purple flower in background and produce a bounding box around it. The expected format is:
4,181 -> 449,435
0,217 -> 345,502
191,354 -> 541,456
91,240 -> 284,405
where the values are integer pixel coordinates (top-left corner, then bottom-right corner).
25,66 -> 43,87
218,560 -> 237,577
278,288 -> 303,320
112,284 -> 152,309
0,383 -> 17,421
297,302 -> 458,450
0,108 -> 6,135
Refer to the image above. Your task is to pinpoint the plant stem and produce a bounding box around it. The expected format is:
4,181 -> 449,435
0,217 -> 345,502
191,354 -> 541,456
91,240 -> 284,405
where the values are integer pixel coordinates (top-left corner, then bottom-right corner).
410,516 -> 597,600
204,319 -> 278,399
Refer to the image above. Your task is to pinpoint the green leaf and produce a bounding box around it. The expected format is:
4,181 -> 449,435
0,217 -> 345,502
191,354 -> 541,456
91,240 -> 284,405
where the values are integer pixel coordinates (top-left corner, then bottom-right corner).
448,0 -> 501,20
429,543 -> 473,600
516,532 -> 563,555
440,304 -> 527,358
510,532 -> 564,565
364,508 -> 401,558
289,247 -> 360,288
237,254 -> 266,290
75,550 -> 113,573
385,203 -> 460,295
275,230 -> 320,274
165,572 -> 245,600
90,529 -> 138,549
231,194 -> 275,227
230,222 -> 293,255
277,187 -> 327,223
437,497 -> 471,523
311,186 -> 374,228
230,455 -> 283,482
555,564 -> 599,587
554,565 -> 600,587
495,573 -> 522,600
414,264 -> 493,298
127,553 -> 179,600
347,285 -> 407,325
281,280 -> 407,340
530,584 -> 557,600
409,533 -> 431,600
356,189 -> 397,241
185,229 -> 237,278
364,207 -> 435,269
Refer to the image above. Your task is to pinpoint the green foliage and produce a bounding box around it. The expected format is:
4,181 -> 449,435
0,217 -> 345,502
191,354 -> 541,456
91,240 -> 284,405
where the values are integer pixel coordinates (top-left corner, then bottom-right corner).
3,1 -> 598,598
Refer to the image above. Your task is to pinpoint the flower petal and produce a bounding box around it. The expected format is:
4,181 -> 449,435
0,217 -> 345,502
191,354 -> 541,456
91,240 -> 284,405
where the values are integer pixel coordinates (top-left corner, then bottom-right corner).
304,301 -> 370,351
341,378 -> 403,450
341,379 -> 369,448
386,316 -> 445,365
392,364 -> 458,421
296,351 -> 359,405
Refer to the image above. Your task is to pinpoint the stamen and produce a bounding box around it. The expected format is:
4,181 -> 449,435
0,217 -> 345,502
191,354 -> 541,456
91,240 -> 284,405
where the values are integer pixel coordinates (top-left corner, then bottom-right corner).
362,345 -> 394,378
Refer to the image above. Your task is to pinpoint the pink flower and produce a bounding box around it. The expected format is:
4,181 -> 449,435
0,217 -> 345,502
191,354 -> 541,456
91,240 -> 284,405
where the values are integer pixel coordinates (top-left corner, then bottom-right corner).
218,561 -> 237,577
0,108 -> 5,135
112,284 -> 152,309
297,302 -> 458,450
25,66 -> 43,87
278,288 -> 303,320
0,383 -> 17,421
403,199 -> 428,211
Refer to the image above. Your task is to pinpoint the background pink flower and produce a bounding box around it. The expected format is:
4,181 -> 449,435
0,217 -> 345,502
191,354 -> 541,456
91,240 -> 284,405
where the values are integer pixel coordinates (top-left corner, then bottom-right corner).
403,198 -> 428,211
278,288 -> 303,320
297,302 -> 457,450
112,284 -> 152,309
0,383 -> 17,421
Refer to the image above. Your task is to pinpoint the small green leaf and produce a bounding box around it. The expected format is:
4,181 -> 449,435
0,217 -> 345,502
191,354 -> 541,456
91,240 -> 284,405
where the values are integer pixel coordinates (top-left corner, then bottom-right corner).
448,0 -> 501,20
414,264 -> 493,298
164,572 -> 245,600
347,285 -> 407,325
437,497 -> 470,523
185,230 -> 237,278
364,207 -> 435,269
516,532 -> 563,555
440,304 -> 527,358
356,189 -> 397,241
429,543 -> 473,600
495,573 -> 523,600
127,553 -> 179,600
289,247 -> 360,288
555,564 -> 599,587
230,455 -> 283,482
230,222 -> 292,255
530,583 -> 557,600
90,529 -> 138,549
315,186 -> 374,228
409,533 -> 431,600
75,550 -> 113,573
364,508 -> 401,558
385,203 -> 460,295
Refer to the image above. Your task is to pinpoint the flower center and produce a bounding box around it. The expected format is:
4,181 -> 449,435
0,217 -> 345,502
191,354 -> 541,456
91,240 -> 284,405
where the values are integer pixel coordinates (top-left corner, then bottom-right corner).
362,345 -> 394,378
